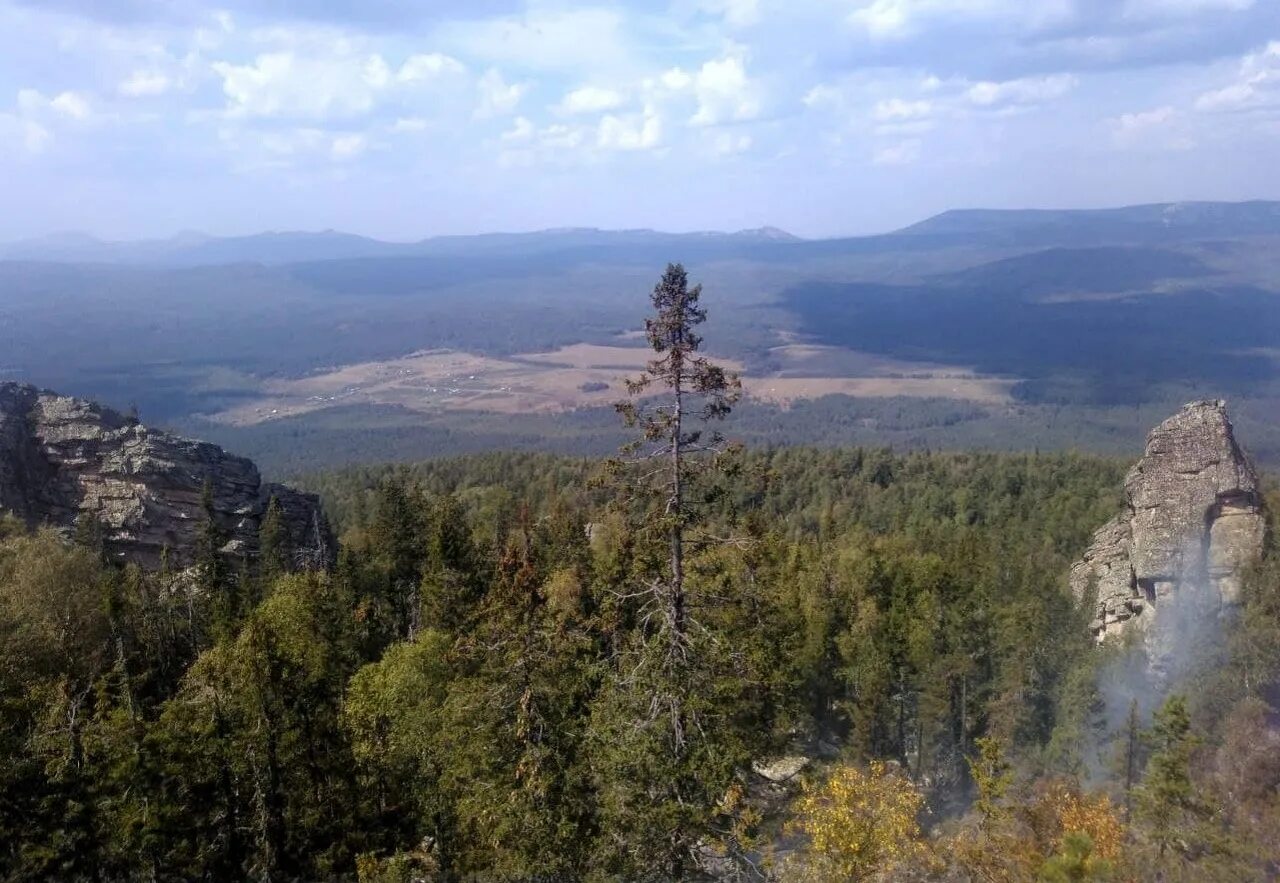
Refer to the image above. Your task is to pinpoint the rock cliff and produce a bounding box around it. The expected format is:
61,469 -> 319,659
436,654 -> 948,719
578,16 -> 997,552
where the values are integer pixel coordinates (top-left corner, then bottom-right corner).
1071,400 -> 1265,643
0,382 -> 331,570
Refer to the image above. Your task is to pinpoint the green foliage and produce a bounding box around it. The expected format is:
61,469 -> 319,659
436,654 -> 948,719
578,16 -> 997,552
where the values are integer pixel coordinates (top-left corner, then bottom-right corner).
258,495 -> 289,584
1135,695 -> 1205,862
0,430 -> 1276,880
971,736 -> 1015,827
587,263 -> 762,877
1038,832 -> 1115,882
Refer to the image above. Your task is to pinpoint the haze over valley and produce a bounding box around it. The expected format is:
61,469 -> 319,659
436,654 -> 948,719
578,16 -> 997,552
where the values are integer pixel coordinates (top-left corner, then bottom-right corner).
4,199 -> 1279,472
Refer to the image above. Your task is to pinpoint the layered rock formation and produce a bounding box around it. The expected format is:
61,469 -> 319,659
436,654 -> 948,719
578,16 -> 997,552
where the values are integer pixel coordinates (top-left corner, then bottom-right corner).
1071,400 -> 1266,643
0,382 -> 331,570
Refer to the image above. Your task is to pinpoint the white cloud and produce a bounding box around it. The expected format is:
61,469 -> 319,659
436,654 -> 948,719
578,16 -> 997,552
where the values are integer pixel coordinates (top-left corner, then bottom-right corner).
1110,105 -> 1193,149
851,0 -> 914,38
254,126 -> 327,158
218,124 -> 382,170
661,68 -> 693,92
802,70 -> 1073,148
699,0 -> 762,28
363,55 -> 392,89
119,70 -> 170,97
497,116 -> 591,166
475,69 -> 527,119
213,51 -> 385,118
966,74 -> 1077,107
501,116 -> 536,142
597,109 -> 663,150
873,97 -> 931,120
689,50 -> 760,126
17,89 -> 91,121
440,8 -> 631,74
557,86 -> 626,115
0,114 -> 51,155
1195,82 -> 1256,111
390,117 -> 428,133
1123,0 -> 1253,19
211,45 -> 467,121
1115,105 -> 1175,131
22,120 -> 51,153
540,123 -> 587,149
397,53 -> 466,83
711,131 -> 753,155
3,87 -> 100,156
50,92 -> 90,120
849,0 -> 1073,39
16,90 -> 42,114
873,138 -> 921,165
1194,41 -> 1280,111
331,133 -> 367,159
802,84 -> 843,109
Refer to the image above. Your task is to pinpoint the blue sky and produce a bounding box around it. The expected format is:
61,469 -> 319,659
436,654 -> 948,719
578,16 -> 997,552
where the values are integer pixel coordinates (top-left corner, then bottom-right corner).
0,0 -> 1277,240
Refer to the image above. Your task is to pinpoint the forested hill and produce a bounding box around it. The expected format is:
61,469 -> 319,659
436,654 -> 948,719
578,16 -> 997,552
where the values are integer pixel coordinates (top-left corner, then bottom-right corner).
3,438 -> 1279,879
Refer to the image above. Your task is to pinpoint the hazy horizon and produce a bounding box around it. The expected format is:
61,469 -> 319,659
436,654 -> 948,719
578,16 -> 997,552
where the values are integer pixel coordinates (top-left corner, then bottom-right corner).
8,196 -> 1280,246
1,0 -> 1278,241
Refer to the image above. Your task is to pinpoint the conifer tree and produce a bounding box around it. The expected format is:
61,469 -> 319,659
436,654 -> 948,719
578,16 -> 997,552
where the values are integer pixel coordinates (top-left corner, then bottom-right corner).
1136,694 -> 1206,862
420,495 -> 483,636
258,495 -> 289,585
590,263 -> 754,877
195,479 -> 228,592
613,263 -> 740,640
368,478 -> 426,640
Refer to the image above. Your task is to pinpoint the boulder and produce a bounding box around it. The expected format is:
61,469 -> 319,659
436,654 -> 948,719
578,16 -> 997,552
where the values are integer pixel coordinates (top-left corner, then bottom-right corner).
751,756 -> 811,784
0,382 -> 331,570
1071,400 -> 1265,645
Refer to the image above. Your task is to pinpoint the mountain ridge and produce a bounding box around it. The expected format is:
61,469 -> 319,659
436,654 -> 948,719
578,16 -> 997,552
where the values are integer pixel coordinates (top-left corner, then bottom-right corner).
6,199 -> 1280,267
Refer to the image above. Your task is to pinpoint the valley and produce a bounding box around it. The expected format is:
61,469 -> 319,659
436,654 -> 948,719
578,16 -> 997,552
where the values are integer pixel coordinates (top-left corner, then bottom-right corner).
207,340 -> 1014,426
5,0 -> 1280,875
3,200 -> 1278,474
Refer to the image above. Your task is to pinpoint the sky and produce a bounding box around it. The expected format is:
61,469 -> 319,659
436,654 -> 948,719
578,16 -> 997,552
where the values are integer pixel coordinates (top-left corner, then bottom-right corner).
0,0 -> 1277,240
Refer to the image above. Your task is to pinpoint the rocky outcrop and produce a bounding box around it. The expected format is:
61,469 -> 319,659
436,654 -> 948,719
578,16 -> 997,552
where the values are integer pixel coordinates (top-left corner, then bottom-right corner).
0,382 -> 331,570
1071,400 -> 1266,643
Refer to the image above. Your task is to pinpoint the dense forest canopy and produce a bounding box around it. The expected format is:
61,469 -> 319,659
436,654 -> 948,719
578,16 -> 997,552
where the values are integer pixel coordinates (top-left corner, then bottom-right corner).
1,264 -> 1278,882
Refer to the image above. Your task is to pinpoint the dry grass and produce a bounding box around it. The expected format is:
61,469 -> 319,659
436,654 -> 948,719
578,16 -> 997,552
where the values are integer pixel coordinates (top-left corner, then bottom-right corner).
208,342 -> 1014,426
745,376 -> 1013,405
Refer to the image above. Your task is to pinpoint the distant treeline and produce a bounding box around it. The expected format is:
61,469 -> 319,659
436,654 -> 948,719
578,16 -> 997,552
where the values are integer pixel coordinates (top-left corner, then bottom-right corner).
187,394 -> 1280,477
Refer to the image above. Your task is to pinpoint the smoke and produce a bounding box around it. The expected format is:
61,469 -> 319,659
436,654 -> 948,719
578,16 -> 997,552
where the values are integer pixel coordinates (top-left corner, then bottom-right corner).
1083,540 -> 1231,784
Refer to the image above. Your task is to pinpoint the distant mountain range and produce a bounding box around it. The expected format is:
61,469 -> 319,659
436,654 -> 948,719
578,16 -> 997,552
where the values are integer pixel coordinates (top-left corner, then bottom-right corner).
2,195 -> 1278,460
4,201 -> 1279,268
895,200 -> 1280,247
0,225 -> 804,267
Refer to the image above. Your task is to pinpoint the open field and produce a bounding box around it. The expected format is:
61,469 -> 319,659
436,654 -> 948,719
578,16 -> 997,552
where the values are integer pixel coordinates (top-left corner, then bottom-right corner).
207,342 -> 1016,426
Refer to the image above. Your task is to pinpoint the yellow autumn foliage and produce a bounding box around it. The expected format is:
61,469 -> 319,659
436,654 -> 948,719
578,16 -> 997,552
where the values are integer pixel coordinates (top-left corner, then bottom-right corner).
945,777 -> 1129,882
784,760 -> 931,881
1049,784 -> 1126,862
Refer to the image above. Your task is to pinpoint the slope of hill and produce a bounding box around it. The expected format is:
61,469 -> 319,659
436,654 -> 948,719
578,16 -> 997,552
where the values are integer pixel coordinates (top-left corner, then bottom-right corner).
781,245 -> 1280,405
895,200 -> 1280,247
